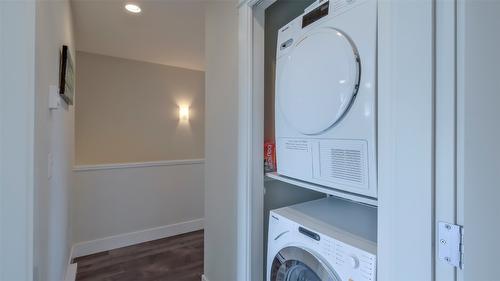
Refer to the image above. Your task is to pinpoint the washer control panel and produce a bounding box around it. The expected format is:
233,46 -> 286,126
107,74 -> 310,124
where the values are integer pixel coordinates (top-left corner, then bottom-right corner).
321,236 -> 376,281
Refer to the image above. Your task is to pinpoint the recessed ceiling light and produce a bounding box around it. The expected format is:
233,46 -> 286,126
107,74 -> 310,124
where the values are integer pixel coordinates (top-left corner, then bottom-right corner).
125,3 -> 141,14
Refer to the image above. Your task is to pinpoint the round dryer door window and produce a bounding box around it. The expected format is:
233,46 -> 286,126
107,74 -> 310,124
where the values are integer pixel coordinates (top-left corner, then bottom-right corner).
270,246 -> 339,281
277,28 -> 361,135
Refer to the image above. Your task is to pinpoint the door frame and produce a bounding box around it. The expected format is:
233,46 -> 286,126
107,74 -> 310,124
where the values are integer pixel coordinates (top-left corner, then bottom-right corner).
237,1 -> 439,280
435,0 -> 460,280
237,1 -> 269,280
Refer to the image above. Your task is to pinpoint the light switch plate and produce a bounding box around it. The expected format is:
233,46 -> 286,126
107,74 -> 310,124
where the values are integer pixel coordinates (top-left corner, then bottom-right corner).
49,85 -> 61,110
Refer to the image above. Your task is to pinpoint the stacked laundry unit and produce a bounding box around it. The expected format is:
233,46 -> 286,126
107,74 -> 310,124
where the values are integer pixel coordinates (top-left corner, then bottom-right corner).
265,0 -> 378,280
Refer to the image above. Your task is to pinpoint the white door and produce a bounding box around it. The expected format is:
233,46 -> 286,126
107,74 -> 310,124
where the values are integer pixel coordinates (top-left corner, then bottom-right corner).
434,0 -> 500,281
457,0 -> 500,280
436,0 -> 500,280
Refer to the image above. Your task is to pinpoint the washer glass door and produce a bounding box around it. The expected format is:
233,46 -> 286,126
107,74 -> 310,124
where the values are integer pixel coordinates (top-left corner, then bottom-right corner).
277,27 -> 360,135
270,246 -> 339,281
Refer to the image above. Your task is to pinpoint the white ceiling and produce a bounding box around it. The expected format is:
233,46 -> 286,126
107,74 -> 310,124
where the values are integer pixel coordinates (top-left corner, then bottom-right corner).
71,0 -> 205,71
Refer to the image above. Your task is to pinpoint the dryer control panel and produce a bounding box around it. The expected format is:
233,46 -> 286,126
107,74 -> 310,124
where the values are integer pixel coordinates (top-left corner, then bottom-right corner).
277,0 -> 369,58
302,1 -> 330,28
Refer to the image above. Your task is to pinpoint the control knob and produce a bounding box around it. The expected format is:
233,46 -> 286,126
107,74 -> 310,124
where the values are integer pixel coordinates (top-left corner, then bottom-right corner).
348,255 -> 360,269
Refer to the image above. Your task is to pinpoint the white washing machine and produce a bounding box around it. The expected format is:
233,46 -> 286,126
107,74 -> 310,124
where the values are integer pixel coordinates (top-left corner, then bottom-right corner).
267,197 -> 377,281
275,0 -> 377,198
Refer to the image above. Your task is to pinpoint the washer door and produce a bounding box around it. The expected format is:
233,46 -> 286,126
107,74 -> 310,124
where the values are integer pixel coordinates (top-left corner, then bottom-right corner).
270,246 -> 339,281
277,27 -> 360,135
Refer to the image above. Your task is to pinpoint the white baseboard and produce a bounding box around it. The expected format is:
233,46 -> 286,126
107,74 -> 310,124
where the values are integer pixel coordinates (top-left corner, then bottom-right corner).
72,218 -> 204,258
65,242 -> 78,281
201,274 -> 209,281
64,263 -> 77,281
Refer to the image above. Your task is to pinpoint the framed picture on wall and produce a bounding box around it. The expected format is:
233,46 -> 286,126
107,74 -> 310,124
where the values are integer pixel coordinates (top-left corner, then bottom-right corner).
59,45 -> 74,105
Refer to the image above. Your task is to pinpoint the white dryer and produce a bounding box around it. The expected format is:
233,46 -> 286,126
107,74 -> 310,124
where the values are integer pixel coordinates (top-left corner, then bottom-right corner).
275,0 -> 377,198
267,197 -> 377,281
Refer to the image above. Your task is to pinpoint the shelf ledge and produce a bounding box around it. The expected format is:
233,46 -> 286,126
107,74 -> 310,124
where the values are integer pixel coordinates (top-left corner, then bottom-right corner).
264,172 -> 378,207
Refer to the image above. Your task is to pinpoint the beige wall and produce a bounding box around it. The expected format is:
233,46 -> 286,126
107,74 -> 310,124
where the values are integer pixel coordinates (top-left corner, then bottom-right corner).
75,52 -> 205,165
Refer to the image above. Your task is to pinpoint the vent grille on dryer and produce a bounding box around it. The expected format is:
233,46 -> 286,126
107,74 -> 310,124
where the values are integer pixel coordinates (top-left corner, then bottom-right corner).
329,149 -> 363,184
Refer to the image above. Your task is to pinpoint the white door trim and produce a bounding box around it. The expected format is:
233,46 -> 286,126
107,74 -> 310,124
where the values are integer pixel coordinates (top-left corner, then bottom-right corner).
237,1 -> 274,280
435,0 -> 458,280
237,4 -> 252,281
456,1 -> 465,280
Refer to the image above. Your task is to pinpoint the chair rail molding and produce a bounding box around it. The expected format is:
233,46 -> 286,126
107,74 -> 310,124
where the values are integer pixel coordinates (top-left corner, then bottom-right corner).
73,159 -> 205,172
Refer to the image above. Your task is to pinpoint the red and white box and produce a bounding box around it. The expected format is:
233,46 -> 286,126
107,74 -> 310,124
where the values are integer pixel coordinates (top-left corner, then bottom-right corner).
264,141 -> 277,172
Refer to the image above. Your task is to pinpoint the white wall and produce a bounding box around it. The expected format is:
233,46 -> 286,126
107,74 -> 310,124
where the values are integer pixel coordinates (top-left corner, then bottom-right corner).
204,2 -> 239,281
34,1 -> 75,280
0,1 -> 36,280
73,162 -> 204,249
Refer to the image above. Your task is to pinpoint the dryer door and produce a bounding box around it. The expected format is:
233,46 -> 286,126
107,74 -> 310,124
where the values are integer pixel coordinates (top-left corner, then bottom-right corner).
277,27 -> 360,135
270,246 -> 340,281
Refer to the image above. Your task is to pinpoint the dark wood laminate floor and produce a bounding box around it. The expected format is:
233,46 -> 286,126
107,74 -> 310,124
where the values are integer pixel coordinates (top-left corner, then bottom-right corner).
73,230 -> 204,281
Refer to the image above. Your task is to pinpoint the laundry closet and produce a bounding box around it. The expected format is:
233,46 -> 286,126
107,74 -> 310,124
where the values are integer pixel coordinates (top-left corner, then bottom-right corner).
236,0 -> 466,278
262,0 -> 378,280
236,0 -> 494,279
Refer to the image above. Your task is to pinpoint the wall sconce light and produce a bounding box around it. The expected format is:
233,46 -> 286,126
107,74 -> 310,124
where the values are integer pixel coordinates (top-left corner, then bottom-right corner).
179,105 -> 190,121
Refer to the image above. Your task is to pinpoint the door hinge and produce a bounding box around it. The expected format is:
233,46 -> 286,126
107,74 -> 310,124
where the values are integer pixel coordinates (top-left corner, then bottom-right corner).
438,221 -> 464,269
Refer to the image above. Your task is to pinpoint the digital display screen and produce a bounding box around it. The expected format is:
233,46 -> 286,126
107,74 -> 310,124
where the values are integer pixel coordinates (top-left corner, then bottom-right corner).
302,1 -> 330,28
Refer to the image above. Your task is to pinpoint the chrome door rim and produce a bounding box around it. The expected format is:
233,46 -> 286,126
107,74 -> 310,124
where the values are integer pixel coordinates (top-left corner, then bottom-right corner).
270,246 -> 340,281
